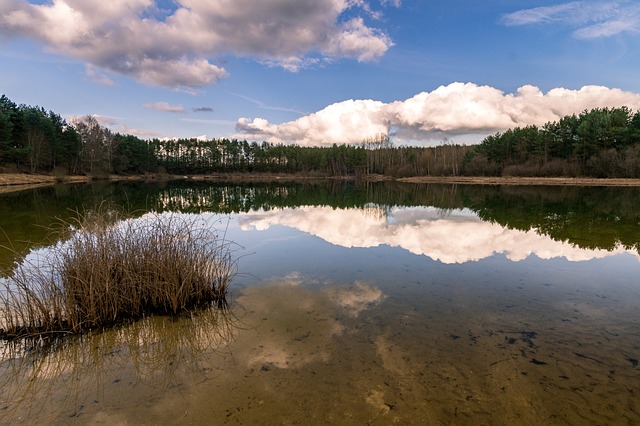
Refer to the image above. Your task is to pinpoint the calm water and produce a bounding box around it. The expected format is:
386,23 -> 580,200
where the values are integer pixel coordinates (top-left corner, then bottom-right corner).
1,180 -> 640,424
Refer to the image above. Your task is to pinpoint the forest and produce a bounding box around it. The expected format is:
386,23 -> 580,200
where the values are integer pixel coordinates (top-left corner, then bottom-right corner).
2,94 -> 640,178
465,107 -> 640,177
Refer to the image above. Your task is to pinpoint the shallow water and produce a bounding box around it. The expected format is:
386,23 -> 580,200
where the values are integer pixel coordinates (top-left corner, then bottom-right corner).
1,181 -> 640,424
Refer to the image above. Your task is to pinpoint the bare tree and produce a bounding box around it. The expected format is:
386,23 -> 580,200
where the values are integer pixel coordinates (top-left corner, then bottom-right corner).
70,115 -> 111,174
25,126 -> 46,173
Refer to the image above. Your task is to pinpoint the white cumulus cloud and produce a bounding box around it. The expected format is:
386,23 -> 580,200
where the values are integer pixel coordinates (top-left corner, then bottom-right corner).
0,0 -> 395,89
236,98 -> 389,146
235,82 -> 640,146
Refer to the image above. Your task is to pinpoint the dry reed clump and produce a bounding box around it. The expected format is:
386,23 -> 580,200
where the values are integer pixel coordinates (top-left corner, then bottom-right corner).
0,208 -> 236,339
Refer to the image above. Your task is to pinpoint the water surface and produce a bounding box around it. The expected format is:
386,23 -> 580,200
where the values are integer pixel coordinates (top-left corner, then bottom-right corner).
1,181 -> 639,424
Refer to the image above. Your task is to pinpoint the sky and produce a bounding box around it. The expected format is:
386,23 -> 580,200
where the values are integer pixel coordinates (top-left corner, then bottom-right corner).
2,0 -> 640,146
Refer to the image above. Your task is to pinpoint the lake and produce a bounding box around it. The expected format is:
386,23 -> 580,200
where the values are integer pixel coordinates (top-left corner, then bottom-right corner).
1,180 -> 640,424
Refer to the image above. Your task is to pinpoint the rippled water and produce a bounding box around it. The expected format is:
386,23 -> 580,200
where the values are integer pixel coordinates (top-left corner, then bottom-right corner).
1,181 -> 639,424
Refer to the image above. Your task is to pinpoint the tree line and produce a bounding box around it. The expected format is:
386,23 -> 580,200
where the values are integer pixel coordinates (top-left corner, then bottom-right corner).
0,95 -> 156,176
465,107 -> 640,178
0,95 -> 81,174
3,94 -> 640,178
0,94 -> 471,177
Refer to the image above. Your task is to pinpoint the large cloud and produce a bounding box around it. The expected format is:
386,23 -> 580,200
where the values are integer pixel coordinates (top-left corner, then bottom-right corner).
0,0 -> 394,89
236,98 -> 389,146
235,83 -> 640,146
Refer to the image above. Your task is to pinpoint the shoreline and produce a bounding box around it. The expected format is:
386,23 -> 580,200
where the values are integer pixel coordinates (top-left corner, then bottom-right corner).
0,174 -> 139,194
1,173 -> 640,194
395,176 -> 640,186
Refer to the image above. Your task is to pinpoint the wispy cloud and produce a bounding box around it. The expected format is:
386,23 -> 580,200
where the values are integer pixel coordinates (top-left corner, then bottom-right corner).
118,125 -> 164,138
180,118 -> 237,126
85,64 -> 116,87
380,0 -> 401,7
501,2 -> 583,26
143,101 -> 185,113
574,15 -> 640,38
0,0 -> 396,90
91,114 -> 119,127
232,92 -> 307,115
72,114 -> 163,138
501,1 -> 640,39
193,107 -> 214,113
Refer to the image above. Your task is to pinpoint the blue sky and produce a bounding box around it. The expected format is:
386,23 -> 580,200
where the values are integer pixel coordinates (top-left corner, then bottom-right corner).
2,0 -> 640,146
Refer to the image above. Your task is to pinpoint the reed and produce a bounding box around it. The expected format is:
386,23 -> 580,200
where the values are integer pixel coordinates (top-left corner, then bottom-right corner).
0,207 -> 235,339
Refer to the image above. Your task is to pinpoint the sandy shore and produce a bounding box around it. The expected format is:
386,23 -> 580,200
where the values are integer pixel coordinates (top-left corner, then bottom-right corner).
0,174 -> 91,194
0,173 -> 167,194
396,176 -> 640,186
1,173 -> 640,193
0,173 -> 89,186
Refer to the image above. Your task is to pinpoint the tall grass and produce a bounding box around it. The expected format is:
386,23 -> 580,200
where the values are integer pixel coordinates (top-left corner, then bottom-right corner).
0,207 -> 236,338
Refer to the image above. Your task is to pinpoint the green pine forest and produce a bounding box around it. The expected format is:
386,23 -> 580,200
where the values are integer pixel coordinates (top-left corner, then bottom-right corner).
2,94 -> 640,178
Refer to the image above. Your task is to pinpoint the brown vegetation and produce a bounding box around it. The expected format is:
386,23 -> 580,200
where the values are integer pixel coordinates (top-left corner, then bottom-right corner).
0,206 -> 235,339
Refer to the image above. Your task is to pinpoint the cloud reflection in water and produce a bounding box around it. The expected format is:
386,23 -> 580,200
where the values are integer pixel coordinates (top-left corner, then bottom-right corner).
234,273 -> 384,370
237,205 -> 637,263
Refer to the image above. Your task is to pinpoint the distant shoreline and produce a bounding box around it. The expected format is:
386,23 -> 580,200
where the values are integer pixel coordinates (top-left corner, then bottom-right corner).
396,176 -> 640,186
1,173 -> 640,194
